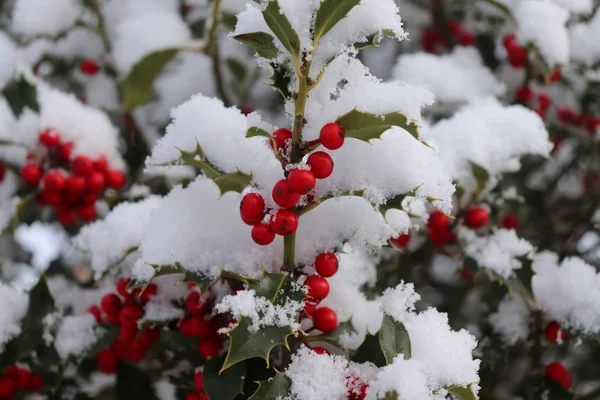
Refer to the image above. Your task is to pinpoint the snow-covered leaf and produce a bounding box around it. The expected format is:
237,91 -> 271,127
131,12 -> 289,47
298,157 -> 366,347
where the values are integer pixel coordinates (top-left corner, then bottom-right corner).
261,1 -> 300,57
233,32 -> 280,59
447,384 -> 479,400
248,372 -> 291,400
313,0 -> 360,46
379,314 -> 411,365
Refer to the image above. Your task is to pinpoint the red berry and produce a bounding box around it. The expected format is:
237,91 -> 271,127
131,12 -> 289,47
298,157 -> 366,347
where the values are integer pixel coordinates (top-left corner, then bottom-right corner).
119,305 -> 143,328
96,349 -> 117,374
304,300 -> 318,317
65,175 -> 86,200
111,338 -> 129,360
305,275 -> 330,299
390,233 -> 410,248
287,169 -> 316,195
0,377 -> 14,396
39,128 -> 60,148
140,283 -> 158,303
312,307 -> 338,333
14,368 -> 30,390
93,156 -> 108,172
464,206 -> 490,229
240,193 -> 266,225
88,305 -> 103,323
0,161 -> 5,183
545,321 -> 566,343
545,362 -> 572,389
307,151 -> 334,179
557,107 -> 577,124
87,171 -> 106,192
101,293 -> 122,315
27,374 -> 43,392
42,170 -> 66,192
312,346 -> 330,355
320,123 -> 345,150
128,342 -> 147,363
56,207 -> 77,226
116,278 -> 132,298
516,86 -> 534,103
269,209 -> 299,236
198,338 -> 222,359
503,33 -> 517,49
119,325 -> 138,343
37,189 -> 61,207
315,252 -> 338,278
81,190 -> 101,205
106,312 -> 121,324
428,211 -> 449,230
106,170 -> 126,189
586,116 -> 600,134
538,93 -> 552,111
448,20 -> 462,35
185,291 -> 211,315
79,59 -> 100,75
460,269 -> 474,280
507,45 -> 528,68
138,327 -> 161,347
57,142 -> 73,163
251,224 -> 276,245
577,113 -> 590,127
272,128 -> 292,150
77,204 -> 97,221
272,179 -> 301,209
429,228 -> 451,245
501,213 -> 520,230
421,27 -> 445,52
20,164 -> 43,186
72,155 -> 93,176
550,68 -> 562,83
180,316 -> 216,338
194,371 -> 204,391
457,30 -> 475,46
186,392 -> 204,400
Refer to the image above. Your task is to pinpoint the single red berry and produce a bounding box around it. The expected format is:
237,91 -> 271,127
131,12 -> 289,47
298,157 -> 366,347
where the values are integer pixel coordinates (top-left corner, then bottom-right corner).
507,45 -> 528,68
101,293 -> 122,315
315,252 -> 338,277
88,305 -> 103,323
421,27 -> 445,52
272,179 -> 301,209
87,171 -> 106,192
0,377 -> 14,396
185,291 -> 211,315
96,349 -> 117,374
194,371 -> 204,391
140,283 -> 158,303
198,338 -> 222,359
138,327 -> 161,347
20,164 -> 43,186
77,204 -> 97,221
42,170 -> 66,192
251,224 -> 276,245
81,190 -> 101,205
307,151 -> 334,179
65,175 -> 86,200
550,68 -> 562,83
545,321 -> 566,343
14,367 -> 30,390
106,170 -> 126,189
586,116 -> 600,134
57,142 -> 73,163
287,169 -> 316,195
27,374 -> 43,392
457,30 -> 475,46
272,128 -> 292,150
93,156 -> 108,172
56,207 -> 77,226
501,213 -> 520,230
119,305 -> 143,328
79,59 -> 100,75
116,278 -> 132,298
464,206 -> 490,229
320,123 -> 345,150
37,189 -> 61,207
305,275 -> 330,299
390,233 -> 410,248
460,269 -> 474,280
119,325 -> 138,342
111,338 -> 129,360
128,342 -> 147,363
105,312 -> 120,325
39,128 -> 60,148
304,300 -> 318,317
545,362 -> 572,389
240,193 -> 266,225
428,211 -> 450,230
186,393 -> 205,400
241,107 -> 253,116
312,347 -> 330,355
269,209 -> 299,236
0,161 -> 5,183
516,85 -> 534,103
503,33 -> 517,49
429,228 -> 451,245
312,307 -> 338,333
538,93 -> 552,111
181,316 -> 217,338
557,107 -> 577,124
72,155 -> 93,176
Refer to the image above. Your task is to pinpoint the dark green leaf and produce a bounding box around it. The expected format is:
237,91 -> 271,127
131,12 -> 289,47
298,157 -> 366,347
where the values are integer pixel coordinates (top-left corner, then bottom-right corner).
226,58 -> 247,82
313,0 -> 360,45
203,354 -> 245,400
122,49 -> 179,110
469,161 -> 490,194
379,314 -> 411,364
166,375 -> 198,392
248,372 -> 291,400
336,108 -> 429,146
447,384 -> 479,400
246,127 -> 272,139
214,170 -> 253,195
352,333 -> 386,367
268,63 -> 291,99
233,32 -> 280,60
261,1 -> 300,57
117,363 -> 158,400
246,271 -> 287,302
85,325 -> 120,358
1,75 -> 39,116
158,330 -> 198,353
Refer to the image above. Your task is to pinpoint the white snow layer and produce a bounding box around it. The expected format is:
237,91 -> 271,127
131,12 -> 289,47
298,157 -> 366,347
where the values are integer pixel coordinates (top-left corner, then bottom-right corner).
0,283 -> 28,351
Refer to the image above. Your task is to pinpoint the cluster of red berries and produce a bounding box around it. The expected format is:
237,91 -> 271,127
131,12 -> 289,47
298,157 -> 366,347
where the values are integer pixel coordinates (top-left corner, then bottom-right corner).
421,21 -> 474,52
240,123 -> 343,246
503,33 -> 528,68
427,211 -> 456,245
556,107 -> 600,135
515,86 -> 552,119
19,128 -> 126,226
178,288 -> 224,360
185,370 -> 208,400
90,278 -> 160,373
79,59 -> 100,76
0,366 -> 43,397
302,252 -> 339,334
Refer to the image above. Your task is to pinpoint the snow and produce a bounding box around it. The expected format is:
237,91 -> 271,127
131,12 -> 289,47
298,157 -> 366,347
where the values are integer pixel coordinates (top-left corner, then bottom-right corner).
144,300 -> 184,322
380,282 -> 420,323
532,255 -> 600,334
74,196 -> 163,279
0,172 -> 18,233
14,223 -> 67,270
11,0 -> 82,38
365,358 -> 430,400
489,293 -> 530,345
0,33 -> 16,89
392,48 -> 506,103
570,11 -> 600,66
515,1 -> 570,67
55,314 -> 102,359
459,228 -> 535,279
0,283 -> 28,351
83,73 -> 120,111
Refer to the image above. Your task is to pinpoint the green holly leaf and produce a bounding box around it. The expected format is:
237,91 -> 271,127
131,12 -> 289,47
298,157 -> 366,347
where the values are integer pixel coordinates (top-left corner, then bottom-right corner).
336,108 -> 430,147
122,48 -> 180,110
1,75 -> 39,116
226,58 -> 247,83
127,262 -> 214,295
355,29 -> 397,51
203,354 -> 245,400
246,271 -> 306,305
233,32 -> 280,60
248,372 -> 291,400
0,274 -> 55,371
268,63 -> 292,99
352,333 -> 386,367
214,170 -> 254,196
246,127 -> 272,139
447,384 -> 479,400
313,0 -> 360,46
380,391 -> 399,400
379,314 -> 411,364
117,362 -> 158,400
469,161 -> 490,196
261,1 -> 300,57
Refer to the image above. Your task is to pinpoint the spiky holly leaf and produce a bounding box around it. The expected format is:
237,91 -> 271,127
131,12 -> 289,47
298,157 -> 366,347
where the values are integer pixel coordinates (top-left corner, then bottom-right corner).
116,362 -> 158,400
352,333 -> 386,367
248,372 -> 291,400
379,314 -> 411,364
127,262 -> 214,295
203,354 -> 246,400
0,274 -> 55,371
246,127 -> 272,139
447,384 -> 479,400
233,32 -> 280,60
122,48 -> 180,110
260,1 -> 300,57
2,75 -> 39,117
336,108 -> 430,147
268,63 -> 292,99
313,0 -> 360,45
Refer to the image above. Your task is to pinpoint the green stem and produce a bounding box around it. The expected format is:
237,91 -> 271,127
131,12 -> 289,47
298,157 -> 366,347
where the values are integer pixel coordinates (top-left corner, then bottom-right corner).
283,233 -> 296,269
